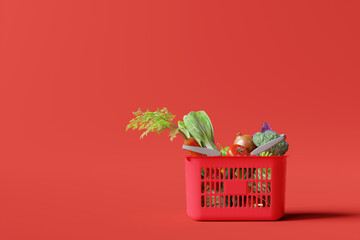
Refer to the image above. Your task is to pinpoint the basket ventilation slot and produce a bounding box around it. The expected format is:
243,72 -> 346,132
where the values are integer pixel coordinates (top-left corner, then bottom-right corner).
200,167 -> 272,208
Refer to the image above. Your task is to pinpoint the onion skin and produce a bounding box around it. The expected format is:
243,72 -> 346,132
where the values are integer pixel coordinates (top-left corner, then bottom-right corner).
234,133 -> 256,153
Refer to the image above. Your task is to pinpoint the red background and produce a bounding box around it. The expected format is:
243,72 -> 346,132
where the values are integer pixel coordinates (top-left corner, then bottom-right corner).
1,0 -> 360,239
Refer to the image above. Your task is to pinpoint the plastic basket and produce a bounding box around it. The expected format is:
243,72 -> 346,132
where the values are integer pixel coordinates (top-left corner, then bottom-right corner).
184,155 -> 287,220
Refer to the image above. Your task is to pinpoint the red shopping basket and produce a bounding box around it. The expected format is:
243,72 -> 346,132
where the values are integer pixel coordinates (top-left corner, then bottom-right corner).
184,155 -> 287,220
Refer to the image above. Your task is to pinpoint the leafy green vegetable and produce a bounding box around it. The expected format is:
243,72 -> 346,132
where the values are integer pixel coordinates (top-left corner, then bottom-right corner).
126,108 -> 188,140
178,121 -> 191,139
252,130 -> 289,156
217,143 -> 229,156
183,111 -> 218,150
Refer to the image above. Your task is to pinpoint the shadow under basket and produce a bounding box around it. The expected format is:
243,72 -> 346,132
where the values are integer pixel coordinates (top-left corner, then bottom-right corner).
184,156 -> 287,220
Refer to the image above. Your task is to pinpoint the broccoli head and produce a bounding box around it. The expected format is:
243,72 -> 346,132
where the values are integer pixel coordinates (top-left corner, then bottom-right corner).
252,131 -> 289,156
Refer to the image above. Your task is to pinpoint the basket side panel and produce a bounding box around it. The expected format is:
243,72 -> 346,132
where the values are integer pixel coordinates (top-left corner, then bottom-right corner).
270,157 -> 287,219
271,158 -> 286,220
184,158 -> 203,220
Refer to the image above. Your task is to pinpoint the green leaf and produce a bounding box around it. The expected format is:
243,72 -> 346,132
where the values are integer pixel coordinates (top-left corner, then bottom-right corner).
126,107 -> 185,141
183,111 -> 217,150
178,121 -> 190,138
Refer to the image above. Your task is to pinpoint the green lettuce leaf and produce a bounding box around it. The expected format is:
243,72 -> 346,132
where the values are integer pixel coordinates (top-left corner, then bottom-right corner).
183,111 -> 218,150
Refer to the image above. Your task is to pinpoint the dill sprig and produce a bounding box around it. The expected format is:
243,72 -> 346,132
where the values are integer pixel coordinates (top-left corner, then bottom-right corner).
126,108 -> 188,141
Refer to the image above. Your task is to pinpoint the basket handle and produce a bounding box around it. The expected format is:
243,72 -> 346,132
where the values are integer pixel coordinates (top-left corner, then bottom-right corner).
182,145 -> 222,156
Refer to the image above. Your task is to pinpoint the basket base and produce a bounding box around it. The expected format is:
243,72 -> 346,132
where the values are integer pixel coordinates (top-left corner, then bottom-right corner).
187,208 -> 284,221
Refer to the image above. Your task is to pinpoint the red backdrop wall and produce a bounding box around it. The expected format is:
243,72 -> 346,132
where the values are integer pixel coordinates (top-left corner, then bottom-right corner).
1,0 -> 359,239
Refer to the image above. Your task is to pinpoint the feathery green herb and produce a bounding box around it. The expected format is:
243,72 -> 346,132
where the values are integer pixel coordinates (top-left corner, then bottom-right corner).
126,108 -> 188,140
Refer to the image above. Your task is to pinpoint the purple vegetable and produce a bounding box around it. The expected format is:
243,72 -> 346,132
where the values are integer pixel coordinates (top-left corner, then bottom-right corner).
261,122 -> 272,133
253,122 -> 276,136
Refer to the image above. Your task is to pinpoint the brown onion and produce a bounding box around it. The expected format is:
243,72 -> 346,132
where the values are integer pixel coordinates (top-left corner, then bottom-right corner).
234,132 -> 256,153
